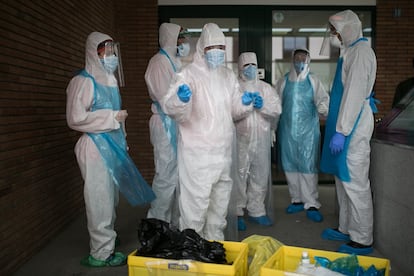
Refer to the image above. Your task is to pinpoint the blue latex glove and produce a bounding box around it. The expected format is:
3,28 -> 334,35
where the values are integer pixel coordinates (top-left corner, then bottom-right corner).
253,95 -> 263,109
329,132 -> 346,155
242,91 -> 253,105
177,84 -> 192,103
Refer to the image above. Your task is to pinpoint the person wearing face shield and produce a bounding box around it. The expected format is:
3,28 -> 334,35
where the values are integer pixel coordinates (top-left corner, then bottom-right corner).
144,23 -> 190,226
235,52 -> 282,231
275,48 -> 329,223
160,23 -> 253,241
66,32 -> 155,267
319,10 -> 378,255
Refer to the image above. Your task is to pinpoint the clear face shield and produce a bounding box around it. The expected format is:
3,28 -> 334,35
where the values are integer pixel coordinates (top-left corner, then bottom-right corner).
98,40 -> 125,87
177,29 -> 191,57
320,23 -> 342,57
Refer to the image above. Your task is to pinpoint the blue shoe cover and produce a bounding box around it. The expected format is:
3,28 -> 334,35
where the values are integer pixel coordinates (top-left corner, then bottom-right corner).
306,209 -> 323,222
338,242 -> 373,255
286,203 -> 304,214
238,217 -> 246,231
248,215 -> 273,226
321,228 -> 351,241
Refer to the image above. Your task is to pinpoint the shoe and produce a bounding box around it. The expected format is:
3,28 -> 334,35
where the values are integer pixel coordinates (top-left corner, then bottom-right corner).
80,252 -> 127,267
321,228 -> 351,242
306,207 -> 323,222
248,215 -> 273,226
338,241 -> 373,255
238,217 -> 246,231
286,202 -> 304,214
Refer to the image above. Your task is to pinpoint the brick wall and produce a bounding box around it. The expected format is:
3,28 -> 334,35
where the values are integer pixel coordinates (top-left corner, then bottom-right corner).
0,0 -> 157,274
114,0 -> 158,179
376,0 -> 414,118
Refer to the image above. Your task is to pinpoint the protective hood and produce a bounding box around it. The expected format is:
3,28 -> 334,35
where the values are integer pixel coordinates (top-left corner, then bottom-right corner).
238,52 -> 258,82
85,31 -> 117,86
238,52 -> 257,71
159,23 -> 181,58
289,48 -> 310,81
329,10 -> 363,48
193,23 -> 226,65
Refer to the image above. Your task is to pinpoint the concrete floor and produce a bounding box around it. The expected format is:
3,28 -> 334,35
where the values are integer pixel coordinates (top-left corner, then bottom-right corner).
14,184 -> 402,275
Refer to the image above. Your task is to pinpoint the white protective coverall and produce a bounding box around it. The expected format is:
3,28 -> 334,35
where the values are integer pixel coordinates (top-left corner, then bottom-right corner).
145,23 -> 182,224
320,10 -> 377,246
235,52 -> 282,218
161,23 -> 252,241
66,32 -> 123,260
275,49 -> 329,210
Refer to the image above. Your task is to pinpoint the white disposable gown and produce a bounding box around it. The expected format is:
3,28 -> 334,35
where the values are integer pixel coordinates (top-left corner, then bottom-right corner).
320,10 -> 377,245
275,48 -> 329,210
235,52 -> 282,218
161,23 -> 252,240
145,23 -> 181,224
66,32 -> 123,260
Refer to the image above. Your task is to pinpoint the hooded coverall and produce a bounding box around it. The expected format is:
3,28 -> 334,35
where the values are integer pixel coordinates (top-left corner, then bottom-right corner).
235,52 -> 282,218
276,48 -> 329,211
320,10 -> 377,246
145,23 -> 182,224
161,23 -> 252,240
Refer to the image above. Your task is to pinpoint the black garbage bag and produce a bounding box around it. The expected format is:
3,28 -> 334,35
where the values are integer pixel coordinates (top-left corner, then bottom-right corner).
136,218 -> 227,264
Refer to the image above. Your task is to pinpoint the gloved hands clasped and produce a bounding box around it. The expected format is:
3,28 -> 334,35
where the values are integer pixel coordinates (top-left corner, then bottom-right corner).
329,132 -> 346,155
177,84 -> 192,103
242,91 -> 263,109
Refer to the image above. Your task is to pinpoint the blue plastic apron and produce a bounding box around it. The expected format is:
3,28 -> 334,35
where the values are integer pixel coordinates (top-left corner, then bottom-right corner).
80,70 -> 155,206
279,74 -> 319,173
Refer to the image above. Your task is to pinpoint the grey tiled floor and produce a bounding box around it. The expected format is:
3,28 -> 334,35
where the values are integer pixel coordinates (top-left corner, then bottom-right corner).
14,184 -> 402,275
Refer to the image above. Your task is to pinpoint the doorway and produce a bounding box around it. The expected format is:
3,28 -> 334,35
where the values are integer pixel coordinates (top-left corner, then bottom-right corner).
159,5 -> 375,184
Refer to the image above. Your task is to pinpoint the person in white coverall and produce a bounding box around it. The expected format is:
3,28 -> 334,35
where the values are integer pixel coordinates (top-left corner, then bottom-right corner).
319,10 -> 378,255
276,48 -> 329,223
66,32 -> 154,267
235,52 -> 281,231
145,23 -> 190,225
161,23 -> 253,241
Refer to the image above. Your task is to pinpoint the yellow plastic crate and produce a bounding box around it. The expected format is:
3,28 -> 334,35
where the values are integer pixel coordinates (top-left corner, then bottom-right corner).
260,245 -> 391,276
128,241 -> 248,276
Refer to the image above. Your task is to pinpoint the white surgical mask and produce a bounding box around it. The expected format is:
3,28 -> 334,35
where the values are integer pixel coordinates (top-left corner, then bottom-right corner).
177,43 -> 190,57
100,55 -> 119,74
205,49 -> 225,69
330,34 -> 342,48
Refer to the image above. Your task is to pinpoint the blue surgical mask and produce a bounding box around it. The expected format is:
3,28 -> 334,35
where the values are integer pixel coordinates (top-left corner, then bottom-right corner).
100,55 -> 118,74
177,43 -> 190,57
205,49 -> 225,69
243,65 -> 257,80
294,61 -> 305,73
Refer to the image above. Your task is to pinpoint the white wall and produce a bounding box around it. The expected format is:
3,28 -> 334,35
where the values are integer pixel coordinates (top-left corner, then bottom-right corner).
159,0 -> 376,6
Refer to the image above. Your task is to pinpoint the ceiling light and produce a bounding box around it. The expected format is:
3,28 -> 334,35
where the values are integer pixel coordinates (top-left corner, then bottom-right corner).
187,28 -> 202,33
272,28 -> 292,32
298,28 -> 326,33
